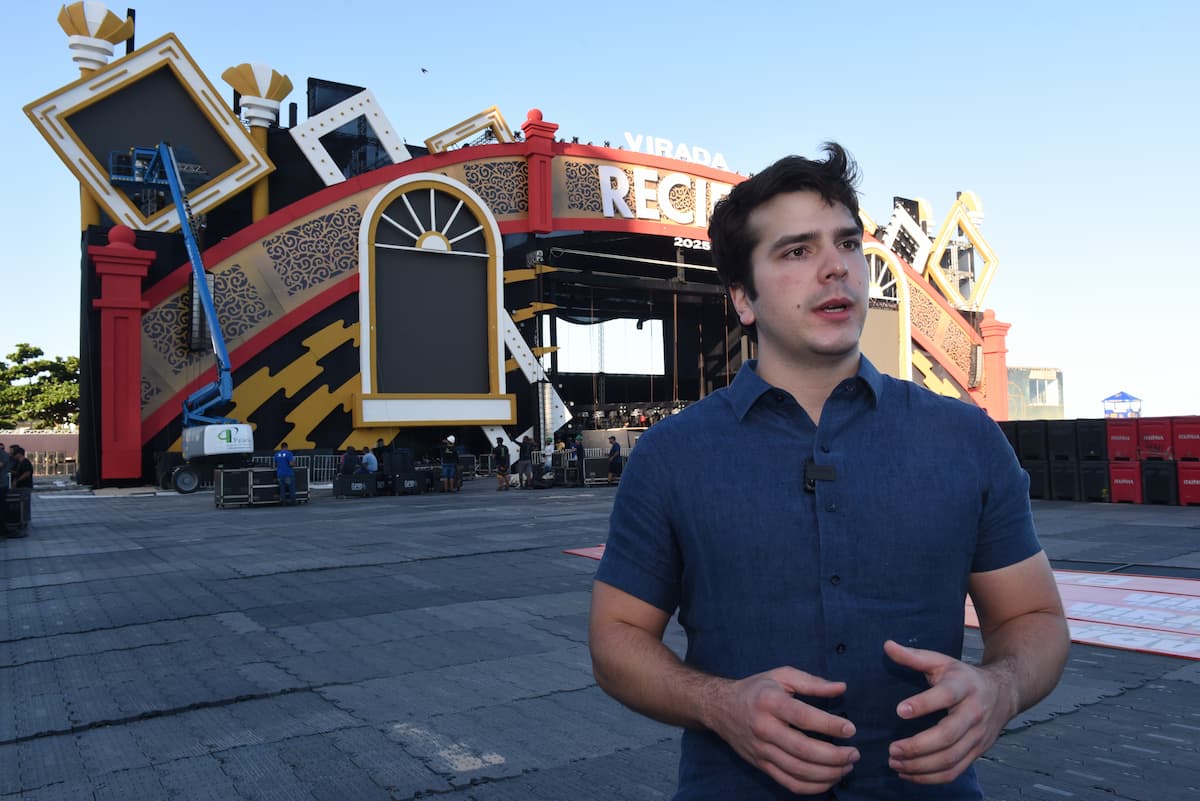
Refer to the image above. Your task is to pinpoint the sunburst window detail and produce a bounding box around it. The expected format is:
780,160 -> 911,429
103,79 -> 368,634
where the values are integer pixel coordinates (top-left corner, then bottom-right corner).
868,253 -> 899,302
375,187 -> 488,256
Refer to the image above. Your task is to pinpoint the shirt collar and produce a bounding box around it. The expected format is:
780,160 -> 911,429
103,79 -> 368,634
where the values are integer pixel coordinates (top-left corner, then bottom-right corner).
726,356 -> 884,421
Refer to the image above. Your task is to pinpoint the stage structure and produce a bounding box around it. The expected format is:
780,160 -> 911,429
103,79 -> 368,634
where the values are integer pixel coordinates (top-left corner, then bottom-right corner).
26,3 -> 1015,486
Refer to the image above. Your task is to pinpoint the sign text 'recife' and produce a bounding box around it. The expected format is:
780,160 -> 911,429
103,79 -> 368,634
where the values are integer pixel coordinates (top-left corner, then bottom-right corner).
623,133 -> 730,171
599,166 -> 733,227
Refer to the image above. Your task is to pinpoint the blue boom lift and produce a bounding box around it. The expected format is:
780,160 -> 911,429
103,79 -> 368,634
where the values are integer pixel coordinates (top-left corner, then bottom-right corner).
109,143 -> 254,492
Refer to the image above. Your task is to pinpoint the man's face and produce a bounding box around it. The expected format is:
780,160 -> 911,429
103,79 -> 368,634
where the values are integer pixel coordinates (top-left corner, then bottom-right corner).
730,190 -> 868,367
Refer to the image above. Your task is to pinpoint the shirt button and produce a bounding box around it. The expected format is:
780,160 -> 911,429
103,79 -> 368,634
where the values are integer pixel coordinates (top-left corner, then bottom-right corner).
826,502 -> 837,512
821,445 -> 830,454
773,391 -> 786,402
835,643 -> 847,654
830,575 -> 841,586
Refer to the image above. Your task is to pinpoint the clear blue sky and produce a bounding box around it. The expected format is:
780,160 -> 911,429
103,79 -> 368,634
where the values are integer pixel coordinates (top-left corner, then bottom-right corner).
5,0 -> 1198,418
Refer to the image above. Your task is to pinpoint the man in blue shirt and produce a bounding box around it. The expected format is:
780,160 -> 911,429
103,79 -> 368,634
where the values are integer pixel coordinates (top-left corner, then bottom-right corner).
360,445 -> 379,474
606,435 -> 622,485
274,442 -> 296,506
589,144 -> 1069,800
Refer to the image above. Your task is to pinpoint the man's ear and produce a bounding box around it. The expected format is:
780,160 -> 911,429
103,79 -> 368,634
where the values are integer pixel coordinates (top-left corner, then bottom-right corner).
728,284 -> 756,327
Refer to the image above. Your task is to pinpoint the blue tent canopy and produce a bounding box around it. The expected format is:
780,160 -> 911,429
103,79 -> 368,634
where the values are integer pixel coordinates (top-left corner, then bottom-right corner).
1103,391 -> 1141,402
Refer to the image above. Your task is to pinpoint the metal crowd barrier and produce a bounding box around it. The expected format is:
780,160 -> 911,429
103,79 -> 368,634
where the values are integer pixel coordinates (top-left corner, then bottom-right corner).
251,454 -> 341,483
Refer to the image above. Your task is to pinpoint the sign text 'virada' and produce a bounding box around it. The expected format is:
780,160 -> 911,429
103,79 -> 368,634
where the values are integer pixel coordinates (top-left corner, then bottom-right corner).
622,133 -> 730,171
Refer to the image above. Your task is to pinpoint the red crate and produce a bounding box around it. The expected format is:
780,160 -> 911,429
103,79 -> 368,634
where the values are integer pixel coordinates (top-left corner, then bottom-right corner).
1138,417 -> 1174,460
1180,462 -> 1200,506
1174,416 -> 1200,461
1106,419 -> 1138,461
1109,461 -> 1143,503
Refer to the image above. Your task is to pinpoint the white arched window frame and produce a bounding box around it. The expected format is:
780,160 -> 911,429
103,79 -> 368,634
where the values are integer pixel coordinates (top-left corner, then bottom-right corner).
863,243 -> 913,380
355,172 -> 514,426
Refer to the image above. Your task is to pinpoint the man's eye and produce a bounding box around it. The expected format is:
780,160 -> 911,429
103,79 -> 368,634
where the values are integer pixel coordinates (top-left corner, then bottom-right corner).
839,240 -> 862,250
786,247 -> 808,258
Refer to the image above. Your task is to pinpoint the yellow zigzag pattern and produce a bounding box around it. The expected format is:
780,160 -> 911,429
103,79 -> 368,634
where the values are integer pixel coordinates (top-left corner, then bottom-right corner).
170,319 -> 400,451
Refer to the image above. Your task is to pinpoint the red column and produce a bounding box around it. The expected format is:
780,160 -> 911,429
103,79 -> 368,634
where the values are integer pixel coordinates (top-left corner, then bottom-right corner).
89,225 -> 153,481
521,108 -> 559,233
979,309 -> 1012,421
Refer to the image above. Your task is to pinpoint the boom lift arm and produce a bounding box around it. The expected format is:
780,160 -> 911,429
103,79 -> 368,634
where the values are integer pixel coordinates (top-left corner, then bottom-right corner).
153,142 -> 236,427
109,142 -> 251,492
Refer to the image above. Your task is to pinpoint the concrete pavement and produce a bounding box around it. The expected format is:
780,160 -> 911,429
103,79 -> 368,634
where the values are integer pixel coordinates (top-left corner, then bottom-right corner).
2,480 -> 1198,800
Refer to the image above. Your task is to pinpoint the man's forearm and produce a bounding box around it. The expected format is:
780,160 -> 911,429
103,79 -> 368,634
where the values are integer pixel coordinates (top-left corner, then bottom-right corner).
980,610 -> 1070,720
591,619 -> 730,731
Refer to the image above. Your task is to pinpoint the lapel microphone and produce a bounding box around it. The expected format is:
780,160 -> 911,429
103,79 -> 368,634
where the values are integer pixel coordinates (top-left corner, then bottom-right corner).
804,460 -> 837,493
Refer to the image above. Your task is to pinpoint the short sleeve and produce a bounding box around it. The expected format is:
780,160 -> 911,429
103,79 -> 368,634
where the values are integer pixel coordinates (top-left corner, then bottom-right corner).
971,413 -> 1042,573
594,430 -> 683,613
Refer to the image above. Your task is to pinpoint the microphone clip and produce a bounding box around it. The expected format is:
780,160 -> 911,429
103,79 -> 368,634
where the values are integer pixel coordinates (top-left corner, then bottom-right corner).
804,460 -> 837,493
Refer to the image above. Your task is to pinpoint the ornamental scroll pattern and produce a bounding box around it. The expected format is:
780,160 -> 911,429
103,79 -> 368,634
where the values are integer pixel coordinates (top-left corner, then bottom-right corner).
940,319 -> 974,377
213,265 -> 268,340
463,161 -> 528,215
263,206 -> 361,296
143,291 -> 193,375
907,288 -> 972,376
564,161 -> 602,212
141,378 -> 160,408
667,181 -> 695,218
142,266 -> 268,376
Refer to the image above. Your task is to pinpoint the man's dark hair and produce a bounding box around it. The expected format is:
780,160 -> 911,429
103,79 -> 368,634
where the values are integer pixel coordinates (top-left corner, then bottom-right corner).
709,142 -> 862,300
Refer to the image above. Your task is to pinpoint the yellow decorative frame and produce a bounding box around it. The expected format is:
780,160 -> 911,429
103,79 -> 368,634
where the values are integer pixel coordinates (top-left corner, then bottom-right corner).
424,106 -> 514,153
355,173 -> 515,427
23,33 -> 271,232
925,193 -> 999,310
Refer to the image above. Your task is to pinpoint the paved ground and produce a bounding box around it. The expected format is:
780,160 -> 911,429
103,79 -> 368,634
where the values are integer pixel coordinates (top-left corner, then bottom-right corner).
2,480 -> 1199,801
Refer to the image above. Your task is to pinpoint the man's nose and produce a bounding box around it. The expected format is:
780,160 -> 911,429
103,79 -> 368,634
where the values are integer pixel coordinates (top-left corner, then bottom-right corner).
819,250 -> 849,282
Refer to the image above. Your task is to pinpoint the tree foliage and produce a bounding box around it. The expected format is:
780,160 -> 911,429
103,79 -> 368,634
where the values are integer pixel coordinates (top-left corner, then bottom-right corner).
0,344 -> 80,428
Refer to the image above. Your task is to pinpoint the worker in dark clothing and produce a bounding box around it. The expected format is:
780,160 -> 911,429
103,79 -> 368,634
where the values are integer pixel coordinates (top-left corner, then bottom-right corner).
606,436 -> 622,485
441,436 -> 459,493
9,446 -> 33,488
340,446 -> 361,475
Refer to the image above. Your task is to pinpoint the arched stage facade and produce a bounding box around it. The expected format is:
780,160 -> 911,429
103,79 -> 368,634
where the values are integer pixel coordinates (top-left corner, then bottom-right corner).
25,7 -> 1013,485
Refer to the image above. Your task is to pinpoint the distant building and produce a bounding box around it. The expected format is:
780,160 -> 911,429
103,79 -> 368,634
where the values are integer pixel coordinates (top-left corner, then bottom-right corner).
1008,367 -> 1065,420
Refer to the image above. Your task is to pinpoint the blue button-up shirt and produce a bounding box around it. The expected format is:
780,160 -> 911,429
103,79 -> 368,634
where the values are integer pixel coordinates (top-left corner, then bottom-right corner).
596,358 -> 1040,801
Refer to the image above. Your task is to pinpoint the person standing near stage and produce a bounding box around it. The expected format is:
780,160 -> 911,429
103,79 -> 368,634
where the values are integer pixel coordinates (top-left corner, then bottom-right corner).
589,144 -> 1068,800
493,436 -> 511,491
360,445 -> 378,474
606,435 -> 622,485
542,438 -> 555,478
340,446 -> 360,475
517,435 -> 534,489
441,435 -> 459,493
274,442 -> 296,506
9,446 -> 33,489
